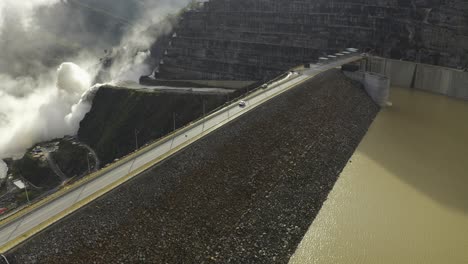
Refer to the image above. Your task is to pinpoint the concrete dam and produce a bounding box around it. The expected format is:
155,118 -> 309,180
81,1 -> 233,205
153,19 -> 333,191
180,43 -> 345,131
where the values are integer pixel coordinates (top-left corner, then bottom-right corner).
0,1 -> 467,263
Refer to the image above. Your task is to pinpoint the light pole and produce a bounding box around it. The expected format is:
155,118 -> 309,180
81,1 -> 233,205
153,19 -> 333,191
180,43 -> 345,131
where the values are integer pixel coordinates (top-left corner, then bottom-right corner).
134,129 -> 140,151
202,100 -> 207,132
18,172 -> 30,204
1,254 -> 10,264
86,153 -> 91,174
24,183 -> 30,204
202,100 -> 206,117
170,112 -> 177,150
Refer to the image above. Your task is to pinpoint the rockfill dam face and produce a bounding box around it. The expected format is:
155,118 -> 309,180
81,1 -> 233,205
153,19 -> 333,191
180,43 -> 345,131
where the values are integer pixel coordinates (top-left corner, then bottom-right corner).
6,70 -> 380,264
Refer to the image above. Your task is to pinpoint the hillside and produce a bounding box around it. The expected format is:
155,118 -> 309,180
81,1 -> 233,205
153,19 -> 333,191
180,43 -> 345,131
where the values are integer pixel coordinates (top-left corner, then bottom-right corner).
78,87 -> 230,165
157,0 -> 468,81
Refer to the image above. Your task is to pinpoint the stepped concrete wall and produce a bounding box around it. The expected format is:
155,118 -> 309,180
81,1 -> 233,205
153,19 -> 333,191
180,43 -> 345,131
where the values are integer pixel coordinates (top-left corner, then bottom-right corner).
365,56 -> 468,100
344,70 -> 390,106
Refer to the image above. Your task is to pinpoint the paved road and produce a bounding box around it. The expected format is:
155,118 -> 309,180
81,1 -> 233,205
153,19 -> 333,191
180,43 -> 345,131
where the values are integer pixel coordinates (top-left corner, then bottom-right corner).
0,55 -> 362,252
110,81 -> 236,95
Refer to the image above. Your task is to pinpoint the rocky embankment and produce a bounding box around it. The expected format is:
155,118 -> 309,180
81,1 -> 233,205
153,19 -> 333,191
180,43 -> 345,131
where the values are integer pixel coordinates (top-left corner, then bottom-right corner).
78,86 -> 229,165
7,70 -> 379,263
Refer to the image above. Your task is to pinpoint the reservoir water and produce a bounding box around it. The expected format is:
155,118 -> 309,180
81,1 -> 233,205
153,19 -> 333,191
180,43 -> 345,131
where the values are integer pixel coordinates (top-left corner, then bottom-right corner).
290,87 -> 468,264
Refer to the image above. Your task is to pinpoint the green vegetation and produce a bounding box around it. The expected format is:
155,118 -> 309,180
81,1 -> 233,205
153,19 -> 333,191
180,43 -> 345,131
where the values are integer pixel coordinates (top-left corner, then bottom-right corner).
15,189 -> 40,204
78,87 -> 228,165
52,140 -> 93,178
11,152 -> 59,190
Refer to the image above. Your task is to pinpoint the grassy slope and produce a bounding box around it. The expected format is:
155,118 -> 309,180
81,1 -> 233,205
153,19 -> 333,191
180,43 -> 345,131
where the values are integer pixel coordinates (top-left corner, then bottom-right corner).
52,141 -> 92,178
11,153 -> 59,190
78,87 -> 228,165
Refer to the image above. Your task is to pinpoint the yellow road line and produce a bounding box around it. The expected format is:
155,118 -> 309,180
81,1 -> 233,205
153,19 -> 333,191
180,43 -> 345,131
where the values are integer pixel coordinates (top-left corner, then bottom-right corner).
0,73 -> 314,253
0,64 -> 311,228
0,57 -> 362,253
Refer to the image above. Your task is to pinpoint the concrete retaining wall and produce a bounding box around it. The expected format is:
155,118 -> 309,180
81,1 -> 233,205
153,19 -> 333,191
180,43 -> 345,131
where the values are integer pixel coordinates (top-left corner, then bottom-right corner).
385,60 -> 416,88
414,65 -> 452,95
365,56 -> 468,100
450,71 -> 468,99
343,71 -> 365,83
367,57 -> 386,75
344,70 -> 390,106
365,73 -> 390,106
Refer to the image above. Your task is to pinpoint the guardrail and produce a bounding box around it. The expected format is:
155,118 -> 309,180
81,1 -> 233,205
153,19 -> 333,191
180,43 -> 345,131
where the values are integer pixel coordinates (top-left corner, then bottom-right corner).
0,65 -> 303,228
0,55 -> 363,253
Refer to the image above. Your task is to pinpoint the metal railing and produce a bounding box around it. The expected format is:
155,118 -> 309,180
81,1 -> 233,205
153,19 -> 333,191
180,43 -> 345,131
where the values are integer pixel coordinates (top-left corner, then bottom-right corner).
0,64 -> 303,226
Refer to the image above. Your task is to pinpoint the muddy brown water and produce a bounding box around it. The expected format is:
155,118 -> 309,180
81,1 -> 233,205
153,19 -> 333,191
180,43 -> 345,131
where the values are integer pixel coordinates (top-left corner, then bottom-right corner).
290,87 -> 468,264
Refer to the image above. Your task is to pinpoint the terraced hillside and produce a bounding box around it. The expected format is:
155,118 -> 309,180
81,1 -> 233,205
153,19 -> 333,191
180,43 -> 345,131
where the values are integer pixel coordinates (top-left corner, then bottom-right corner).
157,0 -> 468,80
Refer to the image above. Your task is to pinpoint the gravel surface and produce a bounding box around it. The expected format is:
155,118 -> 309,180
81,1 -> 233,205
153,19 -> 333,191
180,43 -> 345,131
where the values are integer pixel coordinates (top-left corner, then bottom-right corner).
5,70 -> 379,264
